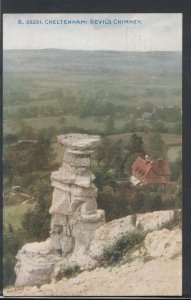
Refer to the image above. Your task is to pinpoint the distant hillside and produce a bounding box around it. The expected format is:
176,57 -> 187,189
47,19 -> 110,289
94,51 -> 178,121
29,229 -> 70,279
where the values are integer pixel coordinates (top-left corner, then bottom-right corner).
3,49 -> 182,105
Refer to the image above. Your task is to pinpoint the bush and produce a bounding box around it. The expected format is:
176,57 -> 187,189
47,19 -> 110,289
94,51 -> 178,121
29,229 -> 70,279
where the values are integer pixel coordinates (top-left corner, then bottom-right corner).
56,264 -> 81,281
99,230 -> 145,267
63,264 -> 81,278
22,202 -> 50,241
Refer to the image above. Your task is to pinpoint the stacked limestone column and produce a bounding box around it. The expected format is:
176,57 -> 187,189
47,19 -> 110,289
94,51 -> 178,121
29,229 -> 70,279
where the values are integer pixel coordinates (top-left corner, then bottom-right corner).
49,134 -> 105,256
14,133 -> 105,287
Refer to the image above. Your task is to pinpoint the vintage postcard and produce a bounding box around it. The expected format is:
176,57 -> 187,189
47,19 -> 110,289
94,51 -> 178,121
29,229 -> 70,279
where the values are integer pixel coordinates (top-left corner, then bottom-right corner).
3,13 -> 182,296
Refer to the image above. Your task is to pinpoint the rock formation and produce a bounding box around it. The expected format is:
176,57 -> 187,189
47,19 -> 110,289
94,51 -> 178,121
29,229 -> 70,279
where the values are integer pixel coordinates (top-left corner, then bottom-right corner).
49,134 -> 105,255
89,209 -> 180,260
13,133 -> 182,291
6,214 -> 182,296
15,134 -> 105,287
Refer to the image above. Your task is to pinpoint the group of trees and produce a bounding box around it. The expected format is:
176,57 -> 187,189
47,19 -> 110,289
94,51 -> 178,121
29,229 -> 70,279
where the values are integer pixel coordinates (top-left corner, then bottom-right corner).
93,134 -> 181,221
4,132 -> 57,188
4,95 -> 182,137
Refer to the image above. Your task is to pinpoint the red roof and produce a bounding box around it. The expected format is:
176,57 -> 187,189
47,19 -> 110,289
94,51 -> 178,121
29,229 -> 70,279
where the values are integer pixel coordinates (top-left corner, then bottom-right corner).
132,156 -> 152,178
132,156 -> 170,183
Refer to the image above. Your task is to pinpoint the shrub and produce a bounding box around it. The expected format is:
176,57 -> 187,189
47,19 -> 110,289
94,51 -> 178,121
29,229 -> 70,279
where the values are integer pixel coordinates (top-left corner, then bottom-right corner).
63,264 -> 81,278
99,230 -> 145,267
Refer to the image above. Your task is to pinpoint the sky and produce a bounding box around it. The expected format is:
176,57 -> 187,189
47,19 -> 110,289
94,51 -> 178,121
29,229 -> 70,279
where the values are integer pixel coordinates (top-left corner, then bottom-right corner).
3,13 -> 182,51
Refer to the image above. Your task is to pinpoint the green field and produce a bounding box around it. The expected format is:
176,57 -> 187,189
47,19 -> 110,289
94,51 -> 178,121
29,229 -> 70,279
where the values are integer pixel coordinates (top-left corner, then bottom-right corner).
3,115 -> 127,135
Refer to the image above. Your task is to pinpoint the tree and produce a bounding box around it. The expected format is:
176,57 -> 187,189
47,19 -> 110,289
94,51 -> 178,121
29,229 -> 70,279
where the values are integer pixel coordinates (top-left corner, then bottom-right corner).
97,186 -> 117,221
94,138 -> 129,179
21,175 -> 52,240
148,133 -> 167,159
106,139 -> 129,178
5,135 -> 56,178
94,138 -> 112,166
128,134 -> 145,155
22,195 -> 51,240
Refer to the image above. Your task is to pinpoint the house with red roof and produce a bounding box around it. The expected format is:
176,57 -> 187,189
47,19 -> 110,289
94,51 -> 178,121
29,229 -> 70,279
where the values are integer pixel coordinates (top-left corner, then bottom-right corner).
130,155 -> 171,186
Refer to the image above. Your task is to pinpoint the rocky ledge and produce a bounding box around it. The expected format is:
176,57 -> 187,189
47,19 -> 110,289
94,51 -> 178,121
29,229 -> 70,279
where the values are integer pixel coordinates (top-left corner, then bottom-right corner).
5,223 -> 182,296
14,208 -> 181,289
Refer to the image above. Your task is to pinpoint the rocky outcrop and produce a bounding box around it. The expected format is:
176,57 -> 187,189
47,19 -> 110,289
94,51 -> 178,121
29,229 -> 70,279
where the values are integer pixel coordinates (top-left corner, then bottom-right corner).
15,134 -> 105,287
89,209 -> 180,260
140,227 -> 182,259
89,215 -> 136,259
6,226 -> 182,296
14,133 -> 182,290
135,210 -> 176,232
14,240 -> 61,287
